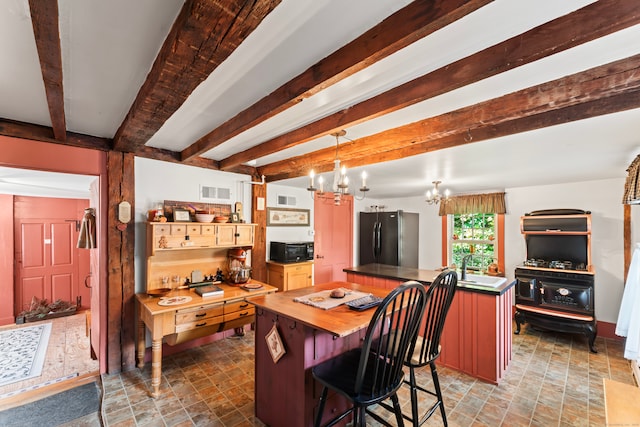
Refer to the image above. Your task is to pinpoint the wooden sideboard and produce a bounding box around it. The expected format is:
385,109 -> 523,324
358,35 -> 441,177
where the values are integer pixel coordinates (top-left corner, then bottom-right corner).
266,261 -> 313,291
136,283 -> 276,397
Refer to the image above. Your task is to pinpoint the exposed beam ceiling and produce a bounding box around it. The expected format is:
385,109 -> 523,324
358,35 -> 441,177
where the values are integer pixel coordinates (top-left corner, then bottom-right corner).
1,0 -> 640,197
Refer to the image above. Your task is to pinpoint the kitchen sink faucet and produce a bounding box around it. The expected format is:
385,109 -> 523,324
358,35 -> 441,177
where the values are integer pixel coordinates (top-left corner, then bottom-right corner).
461,254 -> 473,281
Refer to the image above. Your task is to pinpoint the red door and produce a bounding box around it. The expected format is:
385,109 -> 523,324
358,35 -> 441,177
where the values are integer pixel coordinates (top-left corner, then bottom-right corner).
14,197 -> 91,316
313,193 -> 353,284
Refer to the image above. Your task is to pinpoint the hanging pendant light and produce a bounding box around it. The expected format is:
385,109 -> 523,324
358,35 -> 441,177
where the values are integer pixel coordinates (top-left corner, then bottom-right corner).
425,180 -> 450,205
307,130 -> 369,205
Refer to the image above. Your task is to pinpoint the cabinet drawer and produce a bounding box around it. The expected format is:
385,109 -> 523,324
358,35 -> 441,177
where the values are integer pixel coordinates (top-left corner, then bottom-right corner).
186,224 -> 202,235
175,304 -> 224,324
226,300 -> 252,313
171,224 -> 187,235
175,315 -> 224,333
224,306 -> 254,322
153,224 -> 171,235
200,224 -> 215,235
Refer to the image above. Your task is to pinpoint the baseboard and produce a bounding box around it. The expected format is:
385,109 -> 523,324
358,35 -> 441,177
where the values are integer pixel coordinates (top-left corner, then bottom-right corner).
0,371 -> 100,411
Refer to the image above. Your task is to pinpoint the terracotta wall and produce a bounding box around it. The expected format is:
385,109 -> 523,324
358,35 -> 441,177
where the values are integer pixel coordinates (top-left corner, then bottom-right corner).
0,135 -> 108,372
0,194 -> 14,324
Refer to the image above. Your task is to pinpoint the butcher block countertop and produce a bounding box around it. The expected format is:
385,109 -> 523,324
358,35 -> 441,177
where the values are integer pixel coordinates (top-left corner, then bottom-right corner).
344,263 -> 514,295
246,281 -> 390,337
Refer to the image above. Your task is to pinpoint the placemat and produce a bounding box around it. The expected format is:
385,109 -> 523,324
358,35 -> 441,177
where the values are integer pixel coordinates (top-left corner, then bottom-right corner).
158,296 -> 192,306
294,288 -> 372,310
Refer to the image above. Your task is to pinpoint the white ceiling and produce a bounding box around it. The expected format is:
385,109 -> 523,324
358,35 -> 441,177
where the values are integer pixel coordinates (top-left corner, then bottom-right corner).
1,0 -> 639,199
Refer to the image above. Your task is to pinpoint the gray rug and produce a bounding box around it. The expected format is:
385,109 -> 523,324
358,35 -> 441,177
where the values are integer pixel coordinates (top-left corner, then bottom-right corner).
0,381 -> 102,427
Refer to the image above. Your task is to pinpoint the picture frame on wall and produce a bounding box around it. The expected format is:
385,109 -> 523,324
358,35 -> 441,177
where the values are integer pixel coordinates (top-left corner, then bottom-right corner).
173,209 -> 191,222
266,207 -> 310,226
265,324 -> 286,363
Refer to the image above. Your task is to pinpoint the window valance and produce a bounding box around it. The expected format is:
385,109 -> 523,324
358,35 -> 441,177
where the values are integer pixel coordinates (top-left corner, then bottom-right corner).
439,192 -> 506,216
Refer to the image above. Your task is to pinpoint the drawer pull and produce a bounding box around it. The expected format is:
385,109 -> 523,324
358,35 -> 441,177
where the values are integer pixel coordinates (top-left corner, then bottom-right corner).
195,322 -> 207,327
239,303 -> 249,309
239,311 -> 249,317
195,313 -> 206,318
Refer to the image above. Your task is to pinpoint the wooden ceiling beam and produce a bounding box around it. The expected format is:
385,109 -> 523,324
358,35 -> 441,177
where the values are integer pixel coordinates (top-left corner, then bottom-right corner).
0,118 -> 110,151
224,0 -> 640,170
182,0 -> 493,161
112,0 -> 281,153
260,54 -> 640,180
28,0 -> 66,142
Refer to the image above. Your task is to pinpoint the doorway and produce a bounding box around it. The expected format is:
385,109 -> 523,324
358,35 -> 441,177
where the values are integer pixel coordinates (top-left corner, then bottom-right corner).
14,196 -> 92,316
313,193 -> 354,283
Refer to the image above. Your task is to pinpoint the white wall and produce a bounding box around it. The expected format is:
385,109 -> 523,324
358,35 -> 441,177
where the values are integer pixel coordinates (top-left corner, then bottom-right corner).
265,183 -> 315,259
133,160 -> 628,323
505,178 -> 625,323
134,157 -> 254,293
371,177 -> 626,323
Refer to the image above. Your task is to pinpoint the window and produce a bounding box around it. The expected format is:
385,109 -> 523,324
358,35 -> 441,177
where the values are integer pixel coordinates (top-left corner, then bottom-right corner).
450,213 -> 497,272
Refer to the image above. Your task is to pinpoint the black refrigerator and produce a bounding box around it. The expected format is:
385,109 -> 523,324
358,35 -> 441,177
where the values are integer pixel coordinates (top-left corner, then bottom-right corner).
359,210 -> 419,267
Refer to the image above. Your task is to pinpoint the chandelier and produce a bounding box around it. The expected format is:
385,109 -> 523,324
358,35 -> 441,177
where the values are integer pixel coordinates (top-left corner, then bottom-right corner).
425,180 -> 450,205
307,130 -> 369,205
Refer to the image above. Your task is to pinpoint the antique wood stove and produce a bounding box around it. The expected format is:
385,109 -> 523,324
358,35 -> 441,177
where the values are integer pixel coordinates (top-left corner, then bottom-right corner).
514,209 -> 597,352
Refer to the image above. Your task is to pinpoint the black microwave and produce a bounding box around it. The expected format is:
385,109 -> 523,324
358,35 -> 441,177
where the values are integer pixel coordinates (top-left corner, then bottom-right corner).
270,241 -> 314,263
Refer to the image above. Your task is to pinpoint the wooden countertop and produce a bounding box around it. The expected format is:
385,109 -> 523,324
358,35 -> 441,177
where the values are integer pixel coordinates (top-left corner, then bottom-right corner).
344,263 -> 515,295
246,281 -> 390,337
136,281 -> 277,315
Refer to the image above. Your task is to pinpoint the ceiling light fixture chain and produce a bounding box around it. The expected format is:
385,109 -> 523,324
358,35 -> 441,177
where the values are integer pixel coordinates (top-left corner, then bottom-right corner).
307,130 -> 369,205
425,180 -> 450,205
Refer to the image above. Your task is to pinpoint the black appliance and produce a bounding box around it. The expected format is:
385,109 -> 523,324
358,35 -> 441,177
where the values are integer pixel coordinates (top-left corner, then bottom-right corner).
514,209 -> 597,352
269,241 -> 314,263
359,210 -> 418,268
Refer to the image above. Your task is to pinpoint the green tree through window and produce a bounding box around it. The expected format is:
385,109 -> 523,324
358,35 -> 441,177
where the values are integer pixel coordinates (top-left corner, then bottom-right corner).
451,213 -> 496,272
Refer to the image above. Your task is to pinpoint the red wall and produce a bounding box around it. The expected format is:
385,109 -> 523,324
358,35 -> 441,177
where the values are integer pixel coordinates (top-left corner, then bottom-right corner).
0,194 -> 14,324
0,135 -> 108,372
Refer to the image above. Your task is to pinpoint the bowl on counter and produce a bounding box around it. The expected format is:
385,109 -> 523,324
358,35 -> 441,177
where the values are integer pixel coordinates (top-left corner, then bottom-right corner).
195,213 -> 214,223
147,287 -> 172,297
214,216 -> 229,223
228,267 -> 251,284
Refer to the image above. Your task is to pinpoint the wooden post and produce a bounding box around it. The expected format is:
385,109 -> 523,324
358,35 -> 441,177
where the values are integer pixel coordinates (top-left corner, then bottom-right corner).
107,151 -> 136,372
251,176 -> 267,282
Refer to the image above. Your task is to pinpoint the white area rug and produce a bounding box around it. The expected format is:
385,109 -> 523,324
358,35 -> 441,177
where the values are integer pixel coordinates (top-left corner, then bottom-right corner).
0,323 -> 52,387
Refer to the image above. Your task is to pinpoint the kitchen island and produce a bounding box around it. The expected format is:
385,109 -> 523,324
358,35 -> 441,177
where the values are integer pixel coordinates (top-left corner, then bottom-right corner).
345,263 -> 515,384
248,282 -> 390,427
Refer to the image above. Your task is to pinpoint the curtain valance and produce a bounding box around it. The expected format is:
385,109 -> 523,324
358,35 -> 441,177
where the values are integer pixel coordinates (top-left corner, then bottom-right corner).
438,192 -> 506,216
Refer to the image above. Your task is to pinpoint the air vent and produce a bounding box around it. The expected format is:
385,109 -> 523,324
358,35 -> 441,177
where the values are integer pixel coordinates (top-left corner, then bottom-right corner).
200,185 -> 232,202
277,195 -> 296,206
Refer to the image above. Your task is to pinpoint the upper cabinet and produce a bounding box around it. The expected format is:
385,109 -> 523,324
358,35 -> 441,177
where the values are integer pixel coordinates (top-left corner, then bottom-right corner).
148,222 -> 255,254
215,224 -> 254,247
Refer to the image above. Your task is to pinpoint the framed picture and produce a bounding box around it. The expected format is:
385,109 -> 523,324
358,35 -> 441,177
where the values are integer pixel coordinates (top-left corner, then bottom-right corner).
265,324 -> 286,363
230,212 -> 241,223
266,207 -> 310,226
173,209 -> 191,222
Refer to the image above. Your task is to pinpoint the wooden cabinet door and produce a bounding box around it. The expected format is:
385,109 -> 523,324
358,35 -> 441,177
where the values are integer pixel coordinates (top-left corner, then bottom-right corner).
216,225 -> 236,246
287,264 -> 312,290
235,225 -> 254,246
